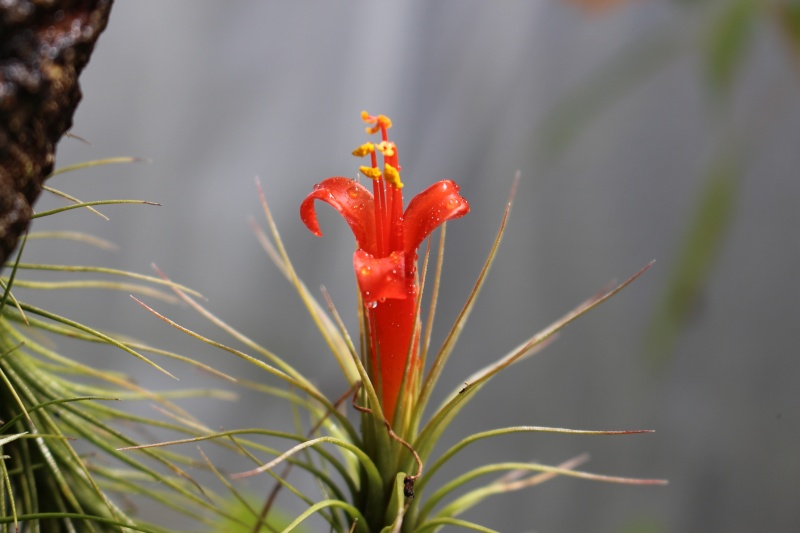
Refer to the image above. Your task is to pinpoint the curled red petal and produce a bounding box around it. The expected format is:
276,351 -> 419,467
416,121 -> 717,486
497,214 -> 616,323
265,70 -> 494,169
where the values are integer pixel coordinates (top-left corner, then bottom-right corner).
353,249 -> 410,303
403,180 -> 469,256
300,177 -> 376,253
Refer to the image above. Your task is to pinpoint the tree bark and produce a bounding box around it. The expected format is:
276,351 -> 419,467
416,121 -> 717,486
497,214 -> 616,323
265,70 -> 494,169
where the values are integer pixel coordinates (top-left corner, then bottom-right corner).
0,0 -> 114,266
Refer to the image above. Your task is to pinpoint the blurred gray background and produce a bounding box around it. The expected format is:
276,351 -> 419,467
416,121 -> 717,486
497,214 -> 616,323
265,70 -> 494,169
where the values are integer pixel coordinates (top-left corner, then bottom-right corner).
23,1 -> 800,532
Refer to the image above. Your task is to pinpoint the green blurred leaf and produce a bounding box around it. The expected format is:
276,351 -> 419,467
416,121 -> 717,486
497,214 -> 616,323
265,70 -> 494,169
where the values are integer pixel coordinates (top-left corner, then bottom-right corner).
706,0 -> 759,94
774,4 -> 800,69
537,32 -> 678,168
617,517 -> 667,533
213,497 -> 310,533
646,150 -> 741,367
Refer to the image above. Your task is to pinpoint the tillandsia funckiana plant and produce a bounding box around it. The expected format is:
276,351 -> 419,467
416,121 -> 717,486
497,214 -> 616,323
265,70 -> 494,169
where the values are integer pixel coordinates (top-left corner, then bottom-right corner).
126,111 -> 664,533
1,113 -> 664,533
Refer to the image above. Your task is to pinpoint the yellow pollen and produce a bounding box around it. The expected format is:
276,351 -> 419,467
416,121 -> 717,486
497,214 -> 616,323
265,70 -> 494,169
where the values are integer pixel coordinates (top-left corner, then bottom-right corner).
352,142 -> 375,157
376,115 -> 392,130
384,163 -> 403,188
376,141 -> 395,157
359,166 -> 382,180
361,111 -> 393,134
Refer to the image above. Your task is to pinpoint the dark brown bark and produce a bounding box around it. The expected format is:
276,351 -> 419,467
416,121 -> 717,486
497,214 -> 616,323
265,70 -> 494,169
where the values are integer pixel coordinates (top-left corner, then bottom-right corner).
0,0 -> 114,266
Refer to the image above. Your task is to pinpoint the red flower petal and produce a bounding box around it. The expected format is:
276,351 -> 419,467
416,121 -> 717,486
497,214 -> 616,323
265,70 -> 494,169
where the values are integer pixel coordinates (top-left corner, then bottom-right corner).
300,177 -> 377,253
369,295 -> 419,422
403,180 -> 470,256
353,249 -> 410,303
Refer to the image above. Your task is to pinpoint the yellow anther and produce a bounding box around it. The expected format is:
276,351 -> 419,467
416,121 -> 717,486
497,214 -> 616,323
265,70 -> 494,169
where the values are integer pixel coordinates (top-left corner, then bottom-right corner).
359,166 -> 382,180
376,115 -> 392,130
352,142 -> 375,157
361,111 -> 393,135
376,141 -> 395,157
384,163 -> 403,188
361,110 -> 375,124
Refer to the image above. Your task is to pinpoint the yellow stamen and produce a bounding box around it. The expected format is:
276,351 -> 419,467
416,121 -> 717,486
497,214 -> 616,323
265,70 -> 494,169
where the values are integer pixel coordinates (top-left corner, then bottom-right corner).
376,115 -> 392,130
352,142 -> 375,157
384,163 -> 403,188
359,166 -> 382,180
361,111 -> 393,134
376,141 -> 395,157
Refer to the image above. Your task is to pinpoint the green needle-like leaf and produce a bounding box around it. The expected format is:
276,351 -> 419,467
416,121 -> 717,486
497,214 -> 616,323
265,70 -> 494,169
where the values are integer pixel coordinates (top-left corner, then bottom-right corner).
278,500 -> 369,533
46,157 -> 142,179
32,199 -> 160,219
413,518 -> 498,533
414,176 -> 517,435
419,426 -> 652,493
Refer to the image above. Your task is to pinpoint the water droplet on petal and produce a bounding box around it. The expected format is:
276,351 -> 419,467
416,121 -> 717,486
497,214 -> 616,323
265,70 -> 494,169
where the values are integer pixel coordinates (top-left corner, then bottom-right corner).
446,198 -> 461,209
367,301 -> 378,309
347,186 -> 360,199
360,266 -> 371,276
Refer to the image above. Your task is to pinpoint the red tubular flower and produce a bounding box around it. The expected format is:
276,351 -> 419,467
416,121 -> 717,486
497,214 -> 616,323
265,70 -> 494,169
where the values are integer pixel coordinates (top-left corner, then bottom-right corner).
301,112 -> 469,421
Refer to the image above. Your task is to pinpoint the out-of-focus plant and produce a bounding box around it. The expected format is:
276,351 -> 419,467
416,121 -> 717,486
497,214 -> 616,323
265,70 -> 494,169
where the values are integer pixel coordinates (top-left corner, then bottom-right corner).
646,0 -> 797,365
0,159 -> 255,532
128,113 -> 664,533
541,0 -> 797,366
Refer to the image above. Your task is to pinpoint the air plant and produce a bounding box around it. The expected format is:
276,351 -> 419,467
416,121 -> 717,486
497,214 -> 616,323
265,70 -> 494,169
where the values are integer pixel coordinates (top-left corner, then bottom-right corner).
0,158 -> 254,532
127,112 -> 664,533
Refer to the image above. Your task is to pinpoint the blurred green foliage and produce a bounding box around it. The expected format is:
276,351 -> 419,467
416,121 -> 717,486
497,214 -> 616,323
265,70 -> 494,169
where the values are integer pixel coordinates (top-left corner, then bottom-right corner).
542,0 -> 794,370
